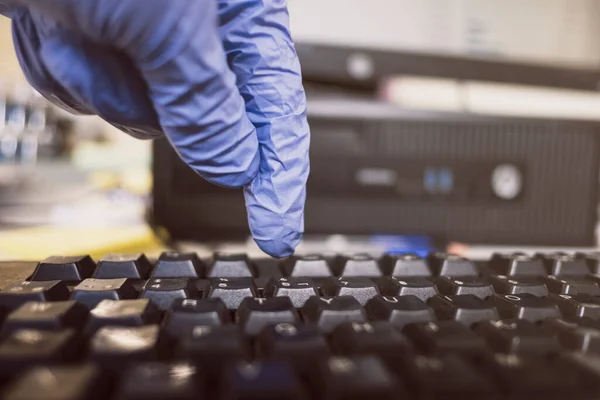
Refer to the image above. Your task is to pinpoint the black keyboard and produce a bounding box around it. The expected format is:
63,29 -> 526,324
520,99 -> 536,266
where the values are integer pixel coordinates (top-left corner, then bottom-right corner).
3,251 -> 600,399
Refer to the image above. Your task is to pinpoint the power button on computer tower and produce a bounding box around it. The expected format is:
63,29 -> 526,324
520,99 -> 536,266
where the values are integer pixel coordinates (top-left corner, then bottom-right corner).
491,164 -> 522,200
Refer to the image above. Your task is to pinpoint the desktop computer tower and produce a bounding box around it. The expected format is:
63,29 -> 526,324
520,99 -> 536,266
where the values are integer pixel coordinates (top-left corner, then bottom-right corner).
151,96 -> 600,248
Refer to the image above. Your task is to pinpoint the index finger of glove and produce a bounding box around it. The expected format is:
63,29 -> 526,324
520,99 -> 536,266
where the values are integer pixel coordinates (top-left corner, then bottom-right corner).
219,0 -> 311,257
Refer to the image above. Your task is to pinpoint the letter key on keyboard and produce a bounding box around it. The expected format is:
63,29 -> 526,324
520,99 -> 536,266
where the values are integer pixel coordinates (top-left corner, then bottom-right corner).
264,277 -> 319,308
491,293 -> 562,322
1,301 -> 88,337
90,325 -> 164,371
331,321 -> 412,366
321,277 -> 380,305
0,329 -> 79,377
0,281 -> 69,310
208,253 -> 254,278
380,253 -> 431,277
474,319 -> 560,355
436,276 -> 495,299
301,296 -> 366,333
162,298 -> 230,337
488,275 -> 549,297
365,295 -> 435,328
85,299 -> 161,335
257,323 -> 330,369
429,295 -> 499,325
488,252 -> 546,276
140,278 -> 199,311
284,255 -> 332,277
403,321 -> 487,354
151,252 -> 206,278
378,277 -> 439,302
70,278 -> 138,310
539,276 -> 600,295
208,278 -> 257,310
427,253 -> 477,276
94,253 -> 153,279
333,253 -> 382,277
537,252 -> 590,276
178,325 -> 252,371
31,255 -> 96,282
237,297 -> 300,335
548,293 -> 600,319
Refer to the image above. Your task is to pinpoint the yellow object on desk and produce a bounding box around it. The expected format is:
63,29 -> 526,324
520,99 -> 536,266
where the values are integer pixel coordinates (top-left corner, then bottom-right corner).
0,224 -> 167,260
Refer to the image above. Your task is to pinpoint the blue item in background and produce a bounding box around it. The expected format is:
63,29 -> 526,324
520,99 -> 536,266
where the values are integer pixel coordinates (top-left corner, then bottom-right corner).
1,0 -> 310,258
369,235 -> 441,257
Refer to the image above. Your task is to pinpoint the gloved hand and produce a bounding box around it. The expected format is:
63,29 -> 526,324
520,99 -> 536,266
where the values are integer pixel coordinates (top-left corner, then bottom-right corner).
0,0 -> 310,258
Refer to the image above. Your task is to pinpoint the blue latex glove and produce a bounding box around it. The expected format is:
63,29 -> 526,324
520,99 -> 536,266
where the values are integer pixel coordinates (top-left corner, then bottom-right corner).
0,0 -> 310,258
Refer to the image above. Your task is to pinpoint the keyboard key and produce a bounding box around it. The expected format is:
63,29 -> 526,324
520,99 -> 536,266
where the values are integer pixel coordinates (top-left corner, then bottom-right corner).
90,325 -> 164,370
116,362 -> 200,400
0,280 -> 69,310
208,253 -> 253,278
478,353 -> 589,399
151,252 -> 206,278
236,297 -> 300,335
403,320 -> 487,354
321,277 -> 380,305
576,252 -> 600,274
222,361 -> 307,400
257,323 -> 330,368
301,296 -> 366,333
331,321 -> 412,365
474,319 -> 559,355
539,275 -> 600,295
308,356 -> 401,400
31,255 -> 96,282
85,299 -> 161,334
0,329 -> 79,377
381,253 -> 431,277
488,252 -> 546,276
436,276 -> 495,299
333,253 -> 381,276
491,293 -> 562,322
2,301 -> 88,336
537,252 -> 590,276
429,294 -> 499,325
542,319 -> 600,353
163,298 -> 230,337
71,278 -> 137,310
400,354 -> 495,399
378,277 -> 438,301
3,364 -> 107,400
208,278 -> 257,310
178,325 -> 251,369
548,293 -> 600,319
264,277 -> 318,308
94,253 -> 152,279
141,278 -> 200,311
284,254 -> 332,277
365,295 -> 435,328
489,275 -> 549,297
426,252 -> 477,276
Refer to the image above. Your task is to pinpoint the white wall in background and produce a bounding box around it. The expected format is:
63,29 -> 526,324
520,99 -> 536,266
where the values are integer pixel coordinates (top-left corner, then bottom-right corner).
288,0 -> 600,70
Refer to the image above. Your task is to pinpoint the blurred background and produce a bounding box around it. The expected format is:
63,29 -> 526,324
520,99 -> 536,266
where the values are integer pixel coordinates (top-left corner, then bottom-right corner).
2,0 -> 600,260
